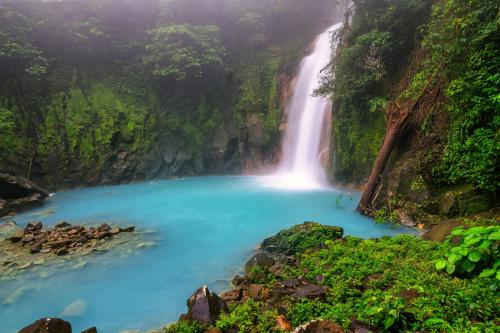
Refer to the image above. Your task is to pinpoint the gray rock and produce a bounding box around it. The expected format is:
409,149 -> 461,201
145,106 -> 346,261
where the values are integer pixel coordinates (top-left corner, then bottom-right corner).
244,252 -> 275,274
179,285 -> 228,325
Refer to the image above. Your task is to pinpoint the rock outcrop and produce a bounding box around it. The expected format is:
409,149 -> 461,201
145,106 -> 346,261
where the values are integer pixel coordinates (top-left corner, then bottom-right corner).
0,173 -> 50,217
18,318 -> 72,333
179,285 -> 229,325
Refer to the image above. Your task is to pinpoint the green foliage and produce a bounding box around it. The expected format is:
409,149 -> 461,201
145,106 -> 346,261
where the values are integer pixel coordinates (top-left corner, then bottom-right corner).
145,24 -> 226,81
216,300 -> 282,333
436,226 -> 500,279
277,234 -> 499,332
164,320 -> 205,333
317,0 -> 433,181
261,222 -> 343,255
413,0 -> 500,193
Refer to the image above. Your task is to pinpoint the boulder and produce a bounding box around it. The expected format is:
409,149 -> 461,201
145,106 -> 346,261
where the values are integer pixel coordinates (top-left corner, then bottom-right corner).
119,225 -> 135,232
219,288 -> 242,302
180,285 -> 228,325
261,222 -> 343,255
25,222 -> 43,234
9,196 -> 44,213
422,219 -> 463,242
245,252 -> 275,274
290,284 -> 327,300
293,319 -> 344,333
18,318 -> 72,333
0,173 -> 49,200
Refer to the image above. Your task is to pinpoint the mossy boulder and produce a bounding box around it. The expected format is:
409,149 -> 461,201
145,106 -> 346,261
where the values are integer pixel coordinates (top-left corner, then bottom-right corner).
439,185 -> 493,217
261,222 -> 343,255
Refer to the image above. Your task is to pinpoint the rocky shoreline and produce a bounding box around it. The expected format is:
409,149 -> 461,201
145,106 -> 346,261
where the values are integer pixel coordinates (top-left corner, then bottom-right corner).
0,220 -> 149,282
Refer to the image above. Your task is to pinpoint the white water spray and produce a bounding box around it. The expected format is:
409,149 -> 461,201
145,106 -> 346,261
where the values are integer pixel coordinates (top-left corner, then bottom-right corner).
265,22 -> 342,190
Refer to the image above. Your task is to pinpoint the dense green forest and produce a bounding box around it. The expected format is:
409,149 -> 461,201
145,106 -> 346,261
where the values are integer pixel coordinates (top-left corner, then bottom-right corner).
0,0 -> 335,187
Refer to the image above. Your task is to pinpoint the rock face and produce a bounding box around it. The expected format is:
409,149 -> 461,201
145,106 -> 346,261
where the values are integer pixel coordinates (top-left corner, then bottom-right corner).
18,318 -> 72,333
261,222 -> 344,255
180,285 -> 228,325
293,319 -> 345,333
0,173 -> 50,217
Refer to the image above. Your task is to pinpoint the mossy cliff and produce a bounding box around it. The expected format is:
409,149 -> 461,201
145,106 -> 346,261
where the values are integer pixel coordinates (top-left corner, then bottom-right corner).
319,0 -> 499,225
0,0 -> 336,189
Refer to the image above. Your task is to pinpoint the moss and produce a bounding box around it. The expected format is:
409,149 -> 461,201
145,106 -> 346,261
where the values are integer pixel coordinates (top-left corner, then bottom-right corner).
261,222 -> 343,255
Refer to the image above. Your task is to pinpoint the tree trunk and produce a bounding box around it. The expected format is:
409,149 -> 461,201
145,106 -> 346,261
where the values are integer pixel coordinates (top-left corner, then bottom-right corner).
358,104 -> 409,214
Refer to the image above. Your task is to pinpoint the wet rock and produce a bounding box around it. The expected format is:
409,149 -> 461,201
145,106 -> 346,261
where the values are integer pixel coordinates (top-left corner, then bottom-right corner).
30,243 -> 43,254
18,318 -> 72,333
348,319 -> 378,333
280,278 -> 301,288
245,252 -> 275,273
293,319 -> 344,333
119,225 -> 135,232
0,199 -> 8,215
47,240 -> 71,249
55,222 -> 71,228
55,248 -> 69,256
180,285 -> 228,325
394,210 -> 416,227
111,227 -> 120,235
261,222 -> 344,255
9,196 -> 44,213
290,284 -> 327,300
24,221 -> 43,234
81,328 -> 97,333
97,223 -> 111,232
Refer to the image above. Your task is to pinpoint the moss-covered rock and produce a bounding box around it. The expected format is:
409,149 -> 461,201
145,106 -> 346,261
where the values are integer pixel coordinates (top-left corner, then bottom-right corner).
260,222 -> 343,255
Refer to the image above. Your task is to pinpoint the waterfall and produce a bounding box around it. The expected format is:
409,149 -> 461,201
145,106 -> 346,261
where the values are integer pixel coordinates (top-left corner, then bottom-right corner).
265,22 -> 342,190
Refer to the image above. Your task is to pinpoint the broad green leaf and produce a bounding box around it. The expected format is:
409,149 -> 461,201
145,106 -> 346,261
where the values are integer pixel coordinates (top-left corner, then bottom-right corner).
384,316 -> 396,329
435,260 -> 446,270
464,236 -> 481,246
479,268 -> 495,278
478,240 -> 492,249
462,259 -> 475,272
488,231 -> 500,241
448,253 -> 462,264
450,227 -> 464,236
468,251 -> 482,263
446,262 -> 456,274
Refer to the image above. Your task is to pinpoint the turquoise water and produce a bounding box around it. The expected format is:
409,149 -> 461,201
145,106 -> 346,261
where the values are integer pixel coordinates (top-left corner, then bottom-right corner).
0,176 -> 416,333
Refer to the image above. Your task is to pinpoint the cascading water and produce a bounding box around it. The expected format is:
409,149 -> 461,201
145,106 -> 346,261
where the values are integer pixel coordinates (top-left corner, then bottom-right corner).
265,22 -> 343,190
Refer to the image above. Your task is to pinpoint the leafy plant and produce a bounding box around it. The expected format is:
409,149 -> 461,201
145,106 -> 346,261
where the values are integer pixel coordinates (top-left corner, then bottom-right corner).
435,226 -> 500,278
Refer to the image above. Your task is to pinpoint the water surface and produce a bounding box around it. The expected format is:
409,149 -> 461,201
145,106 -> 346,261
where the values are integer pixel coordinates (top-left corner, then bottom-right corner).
0,176 -> 416,333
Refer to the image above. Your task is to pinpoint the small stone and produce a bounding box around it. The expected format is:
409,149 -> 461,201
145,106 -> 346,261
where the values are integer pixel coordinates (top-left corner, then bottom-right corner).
55,221 -> 71,228
55,248 -> 69,256
349,319 -> 378,333
30,243 -> 43,254
24,221 -> 43,234
291,284 -> 327,300
98,223 -> 111,232
111,227 -> 120,235
119,225 -> 135,232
